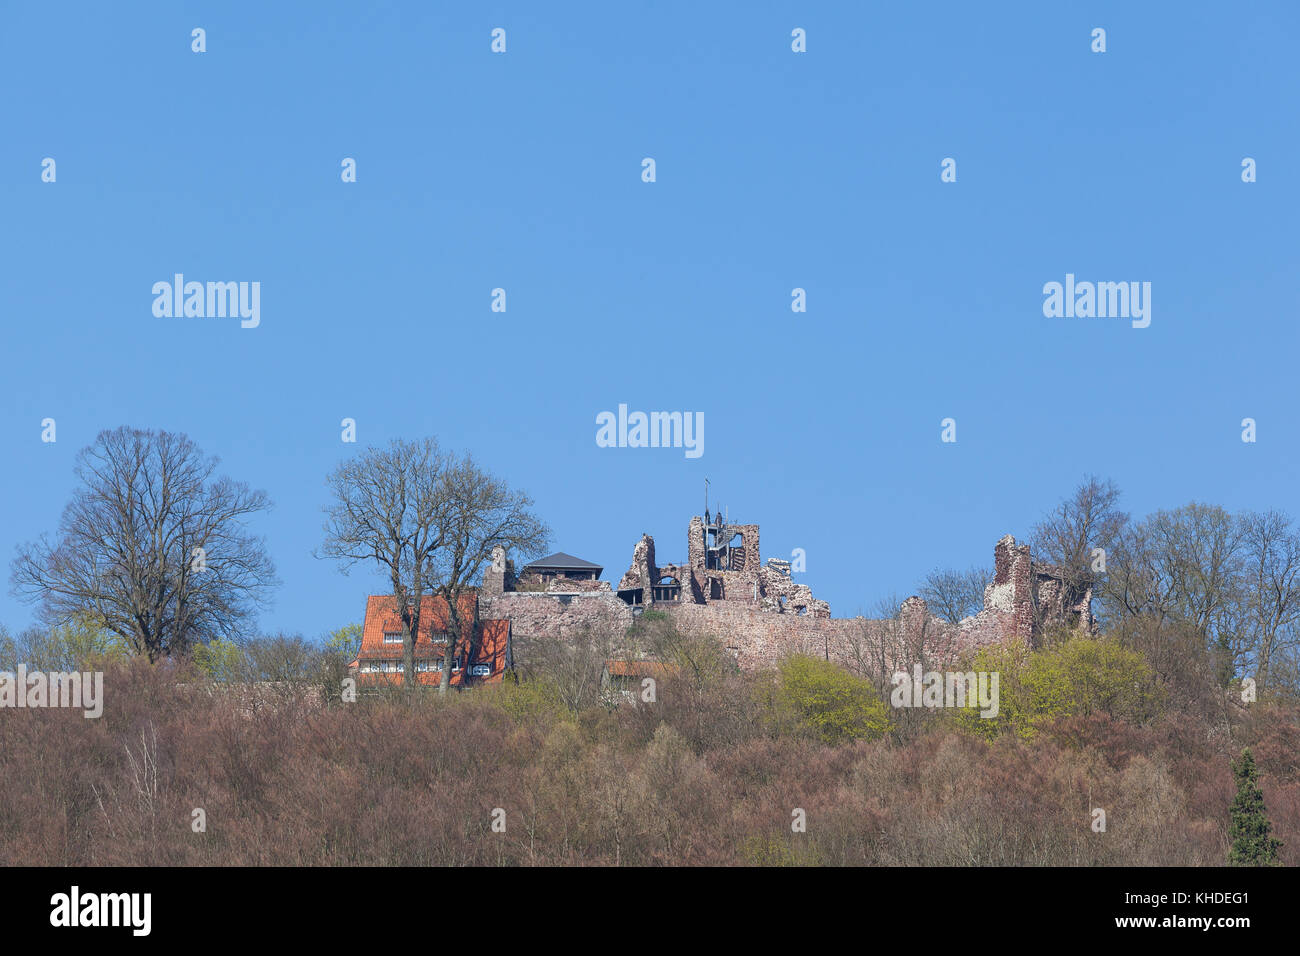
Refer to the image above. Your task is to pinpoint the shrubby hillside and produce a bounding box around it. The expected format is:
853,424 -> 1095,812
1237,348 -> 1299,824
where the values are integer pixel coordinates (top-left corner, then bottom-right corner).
0,613 -> 1294,866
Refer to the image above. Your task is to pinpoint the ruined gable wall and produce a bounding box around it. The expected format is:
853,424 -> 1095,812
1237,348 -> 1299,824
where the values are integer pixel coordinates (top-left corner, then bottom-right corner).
984,534 -> 1035,644
618,534 -> 657,592
687,516 -> 707,575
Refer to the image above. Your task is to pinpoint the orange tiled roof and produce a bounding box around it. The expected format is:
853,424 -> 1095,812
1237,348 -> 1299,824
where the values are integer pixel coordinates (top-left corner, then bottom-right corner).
359,593 -> 478,650
354,593 -> 510,686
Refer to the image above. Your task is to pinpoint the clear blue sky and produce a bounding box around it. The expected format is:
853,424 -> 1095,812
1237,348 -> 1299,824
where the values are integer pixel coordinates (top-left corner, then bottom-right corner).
2,2 -> 1296,640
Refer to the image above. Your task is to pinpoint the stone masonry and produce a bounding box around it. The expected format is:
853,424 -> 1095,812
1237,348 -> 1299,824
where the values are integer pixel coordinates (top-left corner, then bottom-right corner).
480,509 -> 1094,677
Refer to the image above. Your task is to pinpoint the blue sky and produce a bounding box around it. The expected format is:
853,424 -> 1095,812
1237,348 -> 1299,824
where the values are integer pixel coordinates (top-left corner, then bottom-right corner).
2,1 -> 1296,639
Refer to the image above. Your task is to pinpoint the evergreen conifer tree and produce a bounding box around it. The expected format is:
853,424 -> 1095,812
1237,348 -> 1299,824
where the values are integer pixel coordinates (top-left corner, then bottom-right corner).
1227,748 -> 1282,865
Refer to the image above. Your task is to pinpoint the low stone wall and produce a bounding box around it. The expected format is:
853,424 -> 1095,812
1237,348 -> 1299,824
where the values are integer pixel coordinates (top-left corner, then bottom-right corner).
480,591 -> 634,640
484,587 -> 1024,675
659,600 -> 1019,674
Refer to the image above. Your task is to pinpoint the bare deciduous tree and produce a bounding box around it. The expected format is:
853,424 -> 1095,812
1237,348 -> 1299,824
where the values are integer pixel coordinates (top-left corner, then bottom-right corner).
1149,504 -> 1246,642
1102,502 -> 1250,686
319,438 -> 549,694
514,627 -> 615,712
1031,475 -> 1128,616
1240,510 -> 1300,692
918,566 -> 987,623
319,438 -> 450,687
424,453 -> 550,694
10,426 -> 277,661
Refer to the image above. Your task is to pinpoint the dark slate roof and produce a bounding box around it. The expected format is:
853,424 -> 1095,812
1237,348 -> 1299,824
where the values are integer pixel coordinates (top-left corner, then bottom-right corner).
522,551 -> 603,572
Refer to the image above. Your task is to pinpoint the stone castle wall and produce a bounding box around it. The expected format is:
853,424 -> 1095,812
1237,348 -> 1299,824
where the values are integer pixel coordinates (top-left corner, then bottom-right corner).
481,517 -> 1090,676
479,591 -> 634,640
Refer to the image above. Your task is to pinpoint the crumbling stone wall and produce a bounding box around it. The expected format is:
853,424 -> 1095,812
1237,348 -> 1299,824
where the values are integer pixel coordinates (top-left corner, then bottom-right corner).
983,534 -> 1035,643
486,517 -> 1093,678
659,599 -> 945,675
542,577 -> 612,593
758,560 -> 831,618
1034,567 -> 1095,633
663,531 -> 1091,672
702,522 -> 763,605
683,517 -> 763,604
479,591 -> 634,640
514,571 -> 610,592
687,516 -> 707,578
618,534 -> 657,592
631,518 -> 829,615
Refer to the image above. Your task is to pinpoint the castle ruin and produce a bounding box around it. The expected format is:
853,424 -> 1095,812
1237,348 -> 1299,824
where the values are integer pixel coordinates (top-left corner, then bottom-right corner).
480,501 -> 1094,676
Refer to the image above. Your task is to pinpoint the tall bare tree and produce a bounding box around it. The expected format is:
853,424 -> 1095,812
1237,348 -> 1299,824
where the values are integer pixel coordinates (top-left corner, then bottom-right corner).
319,438 -> 449,688
10,426 -> 277,661
424,453 -> 549,694
1031,476 -> 1128,610
918,566 -> 987,623
1240,510 -> 1300,692
319,438 -> 549,693
1103,503 -> 1248,682
1151,504 -> 1246,644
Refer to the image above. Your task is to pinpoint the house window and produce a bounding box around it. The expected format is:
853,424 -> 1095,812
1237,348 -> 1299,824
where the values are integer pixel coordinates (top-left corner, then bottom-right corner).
383,632 -> 403,644
429,632 -> 449,645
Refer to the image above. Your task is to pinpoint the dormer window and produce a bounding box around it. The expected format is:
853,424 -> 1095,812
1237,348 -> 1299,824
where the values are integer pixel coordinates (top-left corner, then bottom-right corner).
383,632 -> 403,644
